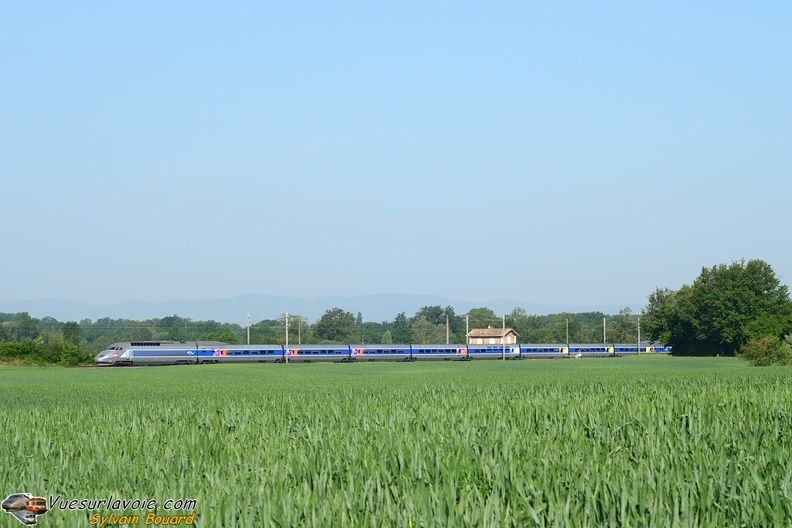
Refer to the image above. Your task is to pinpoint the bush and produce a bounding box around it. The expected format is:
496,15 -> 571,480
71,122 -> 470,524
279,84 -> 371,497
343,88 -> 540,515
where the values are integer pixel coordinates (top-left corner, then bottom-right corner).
59,346 -> 80,366
738,335 -> 792,366
0,340 -> 50,364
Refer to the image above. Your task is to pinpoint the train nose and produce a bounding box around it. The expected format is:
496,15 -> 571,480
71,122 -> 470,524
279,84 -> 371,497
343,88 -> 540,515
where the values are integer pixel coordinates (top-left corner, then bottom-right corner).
94,350 -> 117,365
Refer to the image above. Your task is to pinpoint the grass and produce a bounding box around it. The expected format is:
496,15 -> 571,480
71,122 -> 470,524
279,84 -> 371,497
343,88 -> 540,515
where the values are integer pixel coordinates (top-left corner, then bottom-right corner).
1,356 -> 791,526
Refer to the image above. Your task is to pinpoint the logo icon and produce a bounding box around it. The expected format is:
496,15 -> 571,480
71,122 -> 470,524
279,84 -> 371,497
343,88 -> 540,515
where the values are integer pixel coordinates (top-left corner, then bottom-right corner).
2,494 -> 48,526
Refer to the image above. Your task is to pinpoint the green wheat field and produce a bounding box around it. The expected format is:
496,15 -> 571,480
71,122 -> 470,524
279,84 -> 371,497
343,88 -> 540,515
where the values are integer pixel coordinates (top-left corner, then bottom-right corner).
2,356 -> 791,527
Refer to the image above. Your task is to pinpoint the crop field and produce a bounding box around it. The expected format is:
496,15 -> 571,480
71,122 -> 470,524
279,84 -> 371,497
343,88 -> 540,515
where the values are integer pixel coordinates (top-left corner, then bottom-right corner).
2,356 -> 792,527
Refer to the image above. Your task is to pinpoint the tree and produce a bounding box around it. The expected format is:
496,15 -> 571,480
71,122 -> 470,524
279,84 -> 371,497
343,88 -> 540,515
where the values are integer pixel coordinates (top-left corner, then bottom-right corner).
415,306 -> 445,326
610,308 -> 638,343
411,316 -> 446,344
314,308 -> 356,342
467,307 -> 499,328
538,313 -> 575,343
7,312 -> 39,341
738,335 -> 792,366
202,329 -> 239,344
642,260 -> 792,356
391,312 -> 411,343
442,306 -> 465,341
155,315 -> 191,340
412,306 -> 462,343
275,314 -> 310,345
62,321 -> 81,345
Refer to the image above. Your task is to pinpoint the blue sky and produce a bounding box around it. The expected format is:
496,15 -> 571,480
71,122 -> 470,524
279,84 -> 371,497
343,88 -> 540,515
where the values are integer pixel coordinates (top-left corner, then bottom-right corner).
2,2 -> 791,315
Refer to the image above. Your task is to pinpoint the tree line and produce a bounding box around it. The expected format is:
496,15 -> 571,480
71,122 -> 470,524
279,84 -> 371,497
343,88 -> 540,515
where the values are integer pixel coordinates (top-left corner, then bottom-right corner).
3,259 -> 790,365
0,307 -> 644,365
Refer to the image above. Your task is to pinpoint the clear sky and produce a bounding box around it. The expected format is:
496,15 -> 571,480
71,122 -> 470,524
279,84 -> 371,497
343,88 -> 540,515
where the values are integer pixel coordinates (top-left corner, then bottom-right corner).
2,2 -> 791,313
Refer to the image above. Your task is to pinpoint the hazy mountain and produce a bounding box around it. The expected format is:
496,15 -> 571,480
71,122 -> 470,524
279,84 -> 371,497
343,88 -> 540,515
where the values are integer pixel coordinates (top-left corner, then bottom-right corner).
0,294 -> 642,325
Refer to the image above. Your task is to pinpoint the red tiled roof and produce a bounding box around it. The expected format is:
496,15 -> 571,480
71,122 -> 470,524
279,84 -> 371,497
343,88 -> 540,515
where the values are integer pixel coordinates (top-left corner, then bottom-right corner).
467,327 -> 518,338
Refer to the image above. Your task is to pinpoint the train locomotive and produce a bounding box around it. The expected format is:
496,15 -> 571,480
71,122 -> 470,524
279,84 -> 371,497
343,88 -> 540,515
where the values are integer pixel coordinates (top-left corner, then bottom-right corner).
94,341 -> 670,366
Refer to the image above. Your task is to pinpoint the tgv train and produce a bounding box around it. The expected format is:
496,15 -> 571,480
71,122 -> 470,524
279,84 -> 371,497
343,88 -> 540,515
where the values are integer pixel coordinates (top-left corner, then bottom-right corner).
94,341 -> 671,366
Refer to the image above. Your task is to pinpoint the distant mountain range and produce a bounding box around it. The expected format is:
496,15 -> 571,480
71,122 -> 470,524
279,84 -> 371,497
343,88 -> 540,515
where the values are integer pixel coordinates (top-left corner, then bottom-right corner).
0,294 -> 642,325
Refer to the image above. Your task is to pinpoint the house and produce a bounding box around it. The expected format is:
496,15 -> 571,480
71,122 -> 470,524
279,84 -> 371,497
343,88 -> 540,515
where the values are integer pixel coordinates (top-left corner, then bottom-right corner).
467,327 -> 518,345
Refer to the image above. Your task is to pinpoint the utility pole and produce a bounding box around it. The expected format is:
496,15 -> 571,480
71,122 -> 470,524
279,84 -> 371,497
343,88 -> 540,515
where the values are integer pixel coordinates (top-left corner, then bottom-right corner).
502,315 -> 505,361
247,312 -> 250,345
285,312 -> 289,364
466,315 -> 469,351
